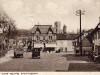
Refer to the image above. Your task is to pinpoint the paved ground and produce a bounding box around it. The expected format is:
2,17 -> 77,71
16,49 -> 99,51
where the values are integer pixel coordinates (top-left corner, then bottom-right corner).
0,50 -> 91,71
0,51 -> 69,72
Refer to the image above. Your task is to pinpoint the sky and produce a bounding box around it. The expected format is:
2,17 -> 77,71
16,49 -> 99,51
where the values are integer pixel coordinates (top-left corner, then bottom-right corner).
0,0 -> 100,32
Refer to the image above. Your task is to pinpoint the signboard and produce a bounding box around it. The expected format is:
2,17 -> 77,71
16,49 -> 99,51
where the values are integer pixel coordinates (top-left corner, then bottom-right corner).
34,43 -> 44,48
46,43 -> 57,47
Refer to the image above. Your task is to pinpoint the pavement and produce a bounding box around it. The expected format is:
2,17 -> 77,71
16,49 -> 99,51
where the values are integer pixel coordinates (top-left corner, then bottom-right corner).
0,50 -> 13,64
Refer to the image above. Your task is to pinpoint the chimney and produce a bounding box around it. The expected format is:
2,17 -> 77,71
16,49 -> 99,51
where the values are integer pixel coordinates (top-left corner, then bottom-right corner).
38,22 -> 39,25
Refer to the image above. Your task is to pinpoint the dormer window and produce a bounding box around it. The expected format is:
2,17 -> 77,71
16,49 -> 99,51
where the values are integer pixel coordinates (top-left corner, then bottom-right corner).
36,31 -> 40,34
47,27 -> 53,34
35,27 -> 41,34
48,31 -> 52,34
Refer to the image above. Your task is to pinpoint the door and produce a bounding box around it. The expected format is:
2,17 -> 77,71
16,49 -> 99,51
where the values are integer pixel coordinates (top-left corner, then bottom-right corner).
98,46 -> 100,55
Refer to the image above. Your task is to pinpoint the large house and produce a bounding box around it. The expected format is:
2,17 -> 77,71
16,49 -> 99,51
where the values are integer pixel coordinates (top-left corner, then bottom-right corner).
31,25 -> 57,51
87,22 -> 100,55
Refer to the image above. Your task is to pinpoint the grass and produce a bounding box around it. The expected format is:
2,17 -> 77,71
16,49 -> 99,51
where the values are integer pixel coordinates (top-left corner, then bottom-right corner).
68,63 -> 100,71
62,54 -> 91,62
0,50 -> 6,58
61,53 -> 100,71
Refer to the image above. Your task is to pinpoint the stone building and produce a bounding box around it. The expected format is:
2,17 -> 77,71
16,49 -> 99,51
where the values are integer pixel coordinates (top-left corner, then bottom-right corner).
63,25 -> 67,34
54,21 -> 61,34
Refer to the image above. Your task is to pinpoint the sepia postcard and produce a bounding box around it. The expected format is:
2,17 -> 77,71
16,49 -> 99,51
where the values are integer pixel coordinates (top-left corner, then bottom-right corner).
0,0 -> 100,75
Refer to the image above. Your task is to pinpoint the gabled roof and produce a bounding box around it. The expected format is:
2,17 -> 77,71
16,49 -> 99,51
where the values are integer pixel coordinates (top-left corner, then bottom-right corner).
35,27 -> 41,33
86,22 -> 100,43
75,29 -> 93,41
31,25 -> 56,34
57,34 -> 79,40
47,26 -> 53,34
89,22 -> 100,35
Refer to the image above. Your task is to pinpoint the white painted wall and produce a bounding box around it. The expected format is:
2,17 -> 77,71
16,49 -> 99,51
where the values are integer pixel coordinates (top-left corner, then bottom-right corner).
94,39 -> 100,45
67,40 -> 74,51
57,40 -> 67,47
57,40 -> 74,52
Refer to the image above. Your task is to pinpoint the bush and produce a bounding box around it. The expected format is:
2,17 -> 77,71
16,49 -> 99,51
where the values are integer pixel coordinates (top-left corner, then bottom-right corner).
0,49 -> 6,58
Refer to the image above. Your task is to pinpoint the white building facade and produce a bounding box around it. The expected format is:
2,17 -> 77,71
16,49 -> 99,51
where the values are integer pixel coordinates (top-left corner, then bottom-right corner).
56,34 -> 78,52
57,40 -> 74,52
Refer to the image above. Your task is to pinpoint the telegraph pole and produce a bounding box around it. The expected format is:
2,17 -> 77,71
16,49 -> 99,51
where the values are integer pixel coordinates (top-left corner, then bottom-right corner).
76,10 -> 85,55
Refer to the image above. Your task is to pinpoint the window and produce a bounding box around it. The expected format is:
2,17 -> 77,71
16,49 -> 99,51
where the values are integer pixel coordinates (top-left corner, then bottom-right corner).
95,45 -> 98,55
98,30 -> 100,39
37,36 -> 40,41
94,32 -> 97,39
49,36 -> 50,40
54,35 -> 56,40
40,36 -> 43,40
43,36 -> 45,40
49,36 -> 52,40
34,36 -> 37,41
36,31 -> 39,34
48,31 -> 52,34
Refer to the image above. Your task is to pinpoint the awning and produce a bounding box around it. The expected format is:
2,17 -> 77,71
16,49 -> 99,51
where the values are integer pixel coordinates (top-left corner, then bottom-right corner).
46,43 -> 57,47
33,43 -> 44,48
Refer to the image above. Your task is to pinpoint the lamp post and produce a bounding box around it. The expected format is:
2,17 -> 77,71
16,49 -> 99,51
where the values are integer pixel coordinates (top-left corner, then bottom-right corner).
76,10 -> 85,55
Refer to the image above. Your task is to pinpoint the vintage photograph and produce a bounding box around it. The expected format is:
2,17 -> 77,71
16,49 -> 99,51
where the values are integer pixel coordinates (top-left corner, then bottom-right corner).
0,0 -> 100,72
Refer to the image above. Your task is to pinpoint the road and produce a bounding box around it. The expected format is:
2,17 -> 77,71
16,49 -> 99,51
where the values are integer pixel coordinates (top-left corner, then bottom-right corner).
0,51 -> 69,72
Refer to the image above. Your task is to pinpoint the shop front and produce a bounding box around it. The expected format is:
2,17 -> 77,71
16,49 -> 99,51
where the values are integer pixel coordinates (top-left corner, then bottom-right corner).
32,43 -> 44,51
44,43 -> 57,52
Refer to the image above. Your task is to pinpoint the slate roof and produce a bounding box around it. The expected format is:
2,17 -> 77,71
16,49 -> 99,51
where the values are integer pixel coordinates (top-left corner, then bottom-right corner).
57,34 -> 79,40
57,34 -> 67,40
31,25 -> 56,34
67,34 -> 79,40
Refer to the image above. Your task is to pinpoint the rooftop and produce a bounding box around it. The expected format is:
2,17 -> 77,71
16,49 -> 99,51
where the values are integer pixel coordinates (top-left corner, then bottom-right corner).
31,25 -> 56,34
57,34 -> 79,40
